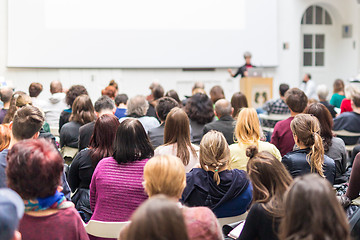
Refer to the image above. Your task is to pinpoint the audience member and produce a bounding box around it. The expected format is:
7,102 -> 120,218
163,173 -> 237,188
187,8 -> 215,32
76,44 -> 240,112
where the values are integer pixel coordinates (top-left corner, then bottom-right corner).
28,82 -> 45,108
333,92 -> 360,145
231,91 -> 248,119
0,124 -> 11,152
114,93 -> 128,119
120,195 -> 190,240
2,91 -> 32,124
184,93 -> 214,144
317,84 -> 337,118
209,85 -> 225,104
121,95 -> 160,133
89,119 -> 153,236
299,73 -> 317,99
165,89 -> 181,104
41,80 -> 68,129
330,79 -> 346,108
271,88 -> 308,156
60,95 -> 96,149
78,96 -> 115,151
182,81 -> 206,106
340,85 -> 358,113
148,97 -> 179,148
0,87 -> 13,124
140,155 -> 223,240
237,146 -> 292,240
230,108 -> 281,171
0,188 -> 24,240
182,131 -> 252,218
203,99 -> 236,145
108,80 -> 118,95
59,84 -> 88,130
146,84 -> 164,120
155,107 -> 199,172
282,114 -> 335,184
101,85 -> 117,100
304,103 -> 347,183
346,153 -> 360,201
279,174 -> 350,240
146,82 -> 160,102
6,139 -> 89,240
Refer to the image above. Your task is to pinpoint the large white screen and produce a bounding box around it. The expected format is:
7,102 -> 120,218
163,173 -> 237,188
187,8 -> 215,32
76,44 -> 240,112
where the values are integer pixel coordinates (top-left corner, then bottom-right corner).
8,0 -> 278,68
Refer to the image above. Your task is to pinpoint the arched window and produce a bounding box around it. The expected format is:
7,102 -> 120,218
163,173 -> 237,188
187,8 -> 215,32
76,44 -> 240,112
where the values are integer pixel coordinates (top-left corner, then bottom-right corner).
301,5 -> 332,25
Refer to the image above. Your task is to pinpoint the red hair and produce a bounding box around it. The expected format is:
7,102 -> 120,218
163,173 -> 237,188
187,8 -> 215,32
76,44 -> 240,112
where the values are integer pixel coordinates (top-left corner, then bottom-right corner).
101,86 -> 117,99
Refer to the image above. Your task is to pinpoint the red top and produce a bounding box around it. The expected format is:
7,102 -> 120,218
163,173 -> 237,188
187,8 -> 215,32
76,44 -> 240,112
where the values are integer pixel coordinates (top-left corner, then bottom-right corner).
340,98 -> 353,113
270,117 -> 295,157
19,207 -> 89,240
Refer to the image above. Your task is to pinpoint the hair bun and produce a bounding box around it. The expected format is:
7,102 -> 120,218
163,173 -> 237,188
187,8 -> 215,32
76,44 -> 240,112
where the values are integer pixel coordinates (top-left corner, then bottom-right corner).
246,145 -> 258,159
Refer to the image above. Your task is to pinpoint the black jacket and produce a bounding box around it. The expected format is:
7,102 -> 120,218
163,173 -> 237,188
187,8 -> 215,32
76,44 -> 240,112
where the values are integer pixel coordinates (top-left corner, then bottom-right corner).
282,148 -> 336,184
203,115 -> 236,145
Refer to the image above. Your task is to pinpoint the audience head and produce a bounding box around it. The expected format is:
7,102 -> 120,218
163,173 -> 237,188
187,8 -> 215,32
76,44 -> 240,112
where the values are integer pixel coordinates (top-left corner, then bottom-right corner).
155,97 -> 179,122
15,93 -> 32,108
149,82 -> 160,91
69,95 -> 96,125
304,103 -> 333,152
303,73 -> 311,82
0,124 -> 11,151
65,85 -> 88,108
2,91 -> 27,124
114,93 -> 128,107
214,99 -> 233,119
246,146 -> 292,217
101,85 -> 117,99
11,105 -> 44,141
0,87 -> 13,104
316,84 -> 329,101
120,195 -> 189,240
165,90 -> 181,104
152,85 -> 165,101
143,155 -> 186,198
89,114 -> 120,168
352,92 -> 360,109
0,188 -> 24,240
209,85 -> 225,104
235,108 -> 260,144
50,80 -> 63,94
108,80 -> 118,92
184,93 -> 214,124
244,51 -> 252,64
113,118 -> 154,164
28,82 -> 43,98
7,139 -> 64,199
279,84 -> 290,97
285,88 -> 308,114
333,79 -> 345,94
290,114 -> 324,177
345,85 -> 358,100
200,131 -> 230,185
192,81 -> 205,94
94,95 -> 115,116
127,95 -> 149,117
279,174 -> 350,240
231,92 -> 248,119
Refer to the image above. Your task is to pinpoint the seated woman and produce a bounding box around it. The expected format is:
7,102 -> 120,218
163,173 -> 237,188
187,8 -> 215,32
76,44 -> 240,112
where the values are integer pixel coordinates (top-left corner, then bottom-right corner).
231,92 -> 248,119
68,114 -> 120,221
229,108 -> 281,171
6,139 -> 89,240
330,79 -> 346,109
90,119 -> 153,239
60,95 -> 96,149
182,131 -> 252,218
279,174 -> 350,240
237,146 -> 292,240
345,153 -> 360,201
304,103 -> 347,183
282,114 -> 336,184
155,107 -> 199,172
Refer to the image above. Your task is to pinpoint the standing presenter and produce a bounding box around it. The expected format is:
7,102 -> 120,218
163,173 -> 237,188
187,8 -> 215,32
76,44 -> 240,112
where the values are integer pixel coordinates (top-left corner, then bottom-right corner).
228,52 -> 255,78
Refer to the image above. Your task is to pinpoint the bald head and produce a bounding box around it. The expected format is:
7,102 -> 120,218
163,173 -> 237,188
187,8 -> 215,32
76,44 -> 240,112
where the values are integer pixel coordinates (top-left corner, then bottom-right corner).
215,99 -> 232,118
50,81 -> 63,94
0,87 -> 13,103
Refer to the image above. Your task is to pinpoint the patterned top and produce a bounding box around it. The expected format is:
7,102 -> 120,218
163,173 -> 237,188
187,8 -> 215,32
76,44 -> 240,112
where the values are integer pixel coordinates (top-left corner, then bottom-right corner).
262,98 -> 290,128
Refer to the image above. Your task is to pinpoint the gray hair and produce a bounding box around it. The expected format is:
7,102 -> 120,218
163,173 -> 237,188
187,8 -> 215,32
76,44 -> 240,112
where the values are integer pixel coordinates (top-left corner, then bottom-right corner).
215,99 -> 232,117
243,51 -> 252,59
127,95 -> 149,117
316,85 -> 329,100
345,85 -> 359,99
94,95 -> 115,113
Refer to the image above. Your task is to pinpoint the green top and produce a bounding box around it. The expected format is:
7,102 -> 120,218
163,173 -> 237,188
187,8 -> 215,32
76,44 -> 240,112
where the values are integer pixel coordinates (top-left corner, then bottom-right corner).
330,93 -> 345,108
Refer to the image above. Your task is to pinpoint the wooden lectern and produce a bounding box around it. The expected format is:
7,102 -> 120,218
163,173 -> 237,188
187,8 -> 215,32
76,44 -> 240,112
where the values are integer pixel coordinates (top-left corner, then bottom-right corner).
240,77 -> 273,108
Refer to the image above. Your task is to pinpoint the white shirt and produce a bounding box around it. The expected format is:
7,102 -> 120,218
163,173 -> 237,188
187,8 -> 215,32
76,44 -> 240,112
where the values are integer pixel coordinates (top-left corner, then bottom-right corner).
299,80 -> 317,99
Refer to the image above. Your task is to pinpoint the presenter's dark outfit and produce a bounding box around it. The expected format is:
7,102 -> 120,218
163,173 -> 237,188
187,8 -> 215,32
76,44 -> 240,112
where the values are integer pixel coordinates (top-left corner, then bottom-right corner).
233,64 -> 254,78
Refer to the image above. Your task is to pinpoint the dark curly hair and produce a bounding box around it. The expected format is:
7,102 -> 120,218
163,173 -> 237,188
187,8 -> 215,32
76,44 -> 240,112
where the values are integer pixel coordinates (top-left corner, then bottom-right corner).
184,93 -> 214,124
66,85 -> 88,107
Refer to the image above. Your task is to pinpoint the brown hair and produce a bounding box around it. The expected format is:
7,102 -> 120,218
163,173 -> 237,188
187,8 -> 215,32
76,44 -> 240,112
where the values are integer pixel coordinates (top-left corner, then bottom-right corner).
279,174 -> 351,240
246,146 -> 292,218
12,105 -> 44,140
2,91 -> 31,124
290,114 -> 324,177
352,92 -> 360,108
0,124 -> 11,151
164,107 -> 196,166
231,92 -> 248,118
143,155 -> 186,198
69,95 -> 96,125
285,88 -> 308,113
101,86 -> 117,99
333,79 -> 345,93
200,131 -> 230,185
209,85 -> 225,104
235,108 -> 260,144
29,82 -> 43,98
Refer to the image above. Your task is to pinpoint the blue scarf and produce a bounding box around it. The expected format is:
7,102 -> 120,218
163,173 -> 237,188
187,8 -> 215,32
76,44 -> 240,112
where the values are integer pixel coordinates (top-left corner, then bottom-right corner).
24,191 -> 68,212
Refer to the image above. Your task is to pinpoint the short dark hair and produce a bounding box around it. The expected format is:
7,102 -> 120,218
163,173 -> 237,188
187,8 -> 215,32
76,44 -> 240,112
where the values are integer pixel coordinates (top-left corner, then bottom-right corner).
94,95 -> 115,113
0,87 -> 13,103
28,82 -> 43,98
165,90 -> 181,104
113,119 -> 154,164
152,85 -> 164,100
155,97 -> 179,121
115,94 -> 129,106
306,73 -> 312,80
12,105 -> 44,140
279,84 -> 290,97
6,139 -> 63,199
285,88 -> 308,113
66,85 -> 88,107
184,93 -> 214,124
352,93 -> 360,108
69,95 -> 96,125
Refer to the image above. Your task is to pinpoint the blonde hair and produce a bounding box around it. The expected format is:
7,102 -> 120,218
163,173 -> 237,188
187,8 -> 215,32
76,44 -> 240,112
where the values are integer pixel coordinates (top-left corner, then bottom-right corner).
290,114 -> 324,177
235,108 -> 260,144
200,131 -> 230,185
143,155 -> 186,198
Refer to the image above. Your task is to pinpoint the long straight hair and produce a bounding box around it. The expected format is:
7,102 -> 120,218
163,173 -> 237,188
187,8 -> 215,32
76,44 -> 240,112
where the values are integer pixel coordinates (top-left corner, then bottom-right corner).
69,95 -> 96,125
235,108 -> 260,144
164,107 -> 196,166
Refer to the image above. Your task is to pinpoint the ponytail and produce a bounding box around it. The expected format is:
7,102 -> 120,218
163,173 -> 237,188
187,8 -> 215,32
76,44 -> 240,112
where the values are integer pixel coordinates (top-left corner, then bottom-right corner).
308,132 -> 325,177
